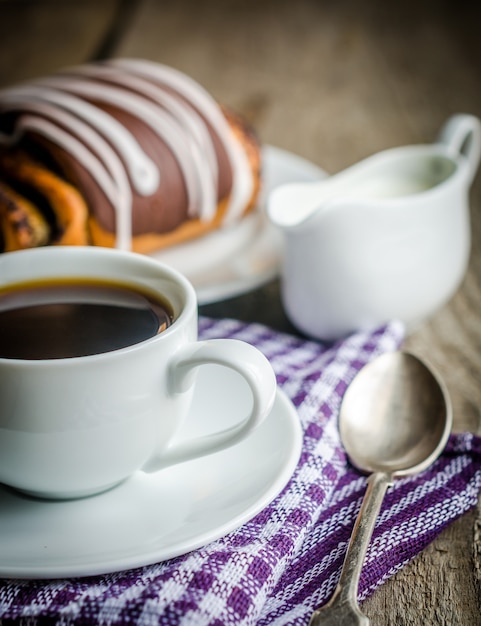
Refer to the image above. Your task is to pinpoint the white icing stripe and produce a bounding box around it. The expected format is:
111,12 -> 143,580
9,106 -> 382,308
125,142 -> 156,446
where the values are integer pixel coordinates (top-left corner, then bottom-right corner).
222,131 -> 255,226
0,98 -> 132,250
110,59 -> 254,222
39,76 -> 216,221
6,83 -> 159,197
0,60 -> 255,249
65,65 -> 219,188
50,78 -> 217,221
25,117 -> 132,251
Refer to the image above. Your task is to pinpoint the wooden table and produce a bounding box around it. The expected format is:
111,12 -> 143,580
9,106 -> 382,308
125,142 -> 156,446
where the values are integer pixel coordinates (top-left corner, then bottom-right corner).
1,0 -> 481,622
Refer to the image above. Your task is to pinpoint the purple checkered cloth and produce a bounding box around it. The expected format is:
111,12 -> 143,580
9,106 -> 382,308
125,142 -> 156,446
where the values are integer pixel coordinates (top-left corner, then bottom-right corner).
1,317 -> 481,625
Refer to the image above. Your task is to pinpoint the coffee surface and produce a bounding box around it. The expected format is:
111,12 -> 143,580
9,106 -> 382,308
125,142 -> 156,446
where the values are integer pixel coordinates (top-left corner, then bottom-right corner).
0,279 -> 173,359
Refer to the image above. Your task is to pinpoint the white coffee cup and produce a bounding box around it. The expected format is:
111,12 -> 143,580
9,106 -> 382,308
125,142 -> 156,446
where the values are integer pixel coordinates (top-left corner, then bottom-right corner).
0,246 -> 277,500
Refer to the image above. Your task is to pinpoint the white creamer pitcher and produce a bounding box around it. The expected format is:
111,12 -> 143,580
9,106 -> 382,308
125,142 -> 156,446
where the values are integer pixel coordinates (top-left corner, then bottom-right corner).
268,114 -> 481,341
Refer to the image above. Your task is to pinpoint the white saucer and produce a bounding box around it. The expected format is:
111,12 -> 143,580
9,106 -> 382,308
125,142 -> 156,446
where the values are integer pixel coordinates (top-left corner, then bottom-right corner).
0,365 -> 302,580
151,145 -> 326,304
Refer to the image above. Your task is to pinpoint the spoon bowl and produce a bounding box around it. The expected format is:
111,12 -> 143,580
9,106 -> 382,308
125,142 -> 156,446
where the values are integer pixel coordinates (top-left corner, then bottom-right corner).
340,351 -> 452,477
309,351 -> 452,626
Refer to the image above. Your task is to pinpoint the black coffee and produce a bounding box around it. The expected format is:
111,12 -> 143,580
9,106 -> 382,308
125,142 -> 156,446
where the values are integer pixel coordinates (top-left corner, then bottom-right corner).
0,278 -> 174,359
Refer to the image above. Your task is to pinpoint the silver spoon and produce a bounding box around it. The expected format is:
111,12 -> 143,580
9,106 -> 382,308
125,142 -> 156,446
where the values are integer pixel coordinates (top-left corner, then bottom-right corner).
308,351 -> 452,626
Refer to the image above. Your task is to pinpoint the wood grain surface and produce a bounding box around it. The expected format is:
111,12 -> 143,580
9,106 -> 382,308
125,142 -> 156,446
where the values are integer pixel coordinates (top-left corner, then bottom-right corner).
1,0 -> 481,623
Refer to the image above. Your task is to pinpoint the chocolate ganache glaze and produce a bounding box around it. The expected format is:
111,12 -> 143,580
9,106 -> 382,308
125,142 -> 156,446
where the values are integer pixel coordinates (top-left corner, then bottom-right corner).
0,59 -> 260,253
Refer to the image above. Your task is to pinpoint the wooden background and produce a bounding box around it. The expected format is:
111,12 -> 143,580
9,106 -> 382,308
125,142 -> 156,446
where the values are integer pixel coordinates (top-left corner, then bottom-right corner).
1,0 -> 481,623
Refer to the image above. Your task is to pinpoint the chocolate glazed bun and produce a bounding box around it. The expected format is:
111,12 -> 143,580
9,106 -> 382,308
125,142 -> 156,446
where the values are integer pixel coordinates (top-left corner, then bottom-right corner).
0,59 -> 261,254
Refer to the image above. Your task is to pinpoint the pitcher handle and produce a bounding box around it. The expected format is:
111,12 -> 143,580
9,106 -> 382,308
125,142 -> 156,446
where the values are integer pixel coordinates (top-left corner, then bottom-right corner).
437,113 -> 481,184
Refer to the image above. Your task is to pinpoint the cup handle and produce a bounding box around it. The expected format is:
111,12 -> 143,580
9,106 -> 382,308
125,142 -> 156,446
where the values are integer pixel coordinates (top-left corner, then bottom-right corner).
142,339 -> 277,471
437,113 -> 481,184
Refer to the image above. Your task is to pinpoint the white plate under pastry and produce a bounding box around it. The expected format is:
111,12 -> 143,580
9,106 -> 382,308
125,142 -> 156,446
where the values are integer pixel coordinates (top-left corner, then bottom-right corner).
0,365 -> 302,580
151,145 -> 327,304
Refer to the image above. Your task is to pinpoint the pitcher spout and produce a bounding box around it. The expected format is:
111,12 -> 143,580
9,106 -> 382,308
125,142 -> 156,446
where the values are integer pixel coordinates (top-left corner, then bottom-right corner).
267,180 -> 333,232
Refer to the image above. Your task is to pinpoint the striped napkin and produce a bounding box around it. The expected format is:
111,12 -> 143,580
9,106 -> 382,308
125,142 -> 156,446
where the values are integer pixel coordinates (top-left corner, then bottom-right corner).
1,317 -> 480,626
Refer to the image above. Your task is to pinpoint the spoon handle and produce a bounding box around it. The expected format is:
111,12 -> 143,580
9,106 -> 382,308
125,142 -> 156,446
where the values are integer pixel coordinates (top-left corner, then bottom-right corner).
309,471 -> 392,625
